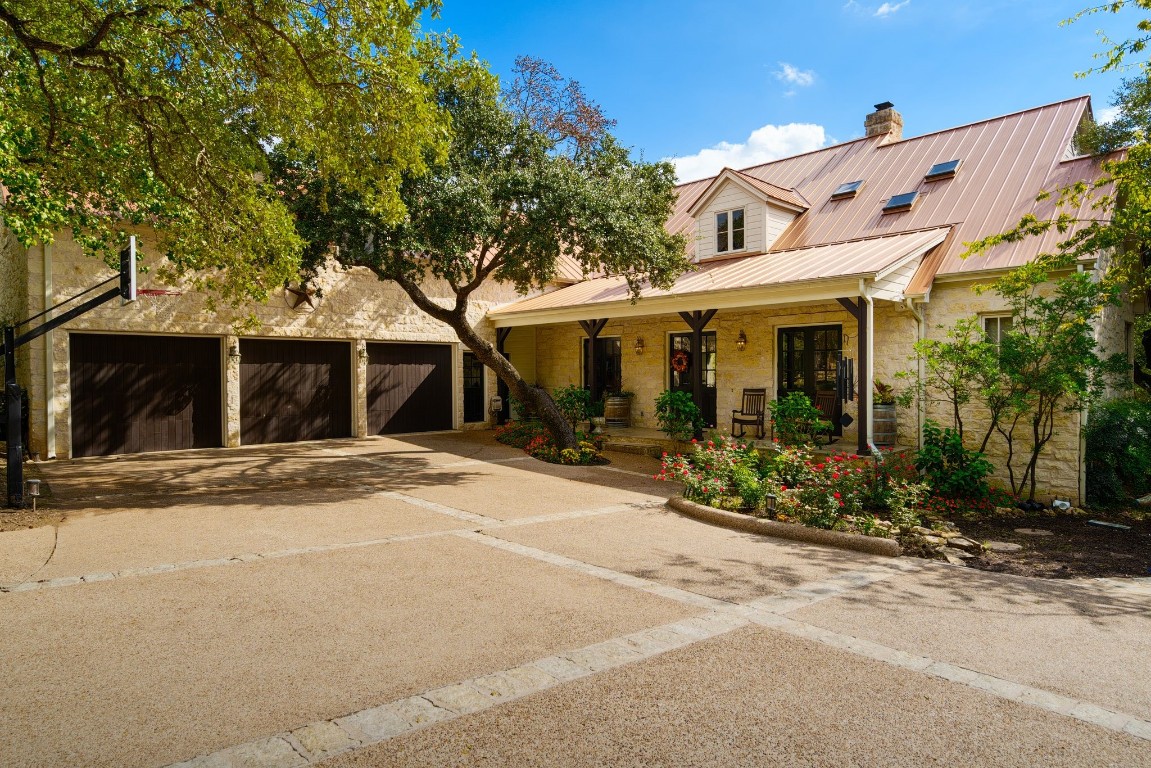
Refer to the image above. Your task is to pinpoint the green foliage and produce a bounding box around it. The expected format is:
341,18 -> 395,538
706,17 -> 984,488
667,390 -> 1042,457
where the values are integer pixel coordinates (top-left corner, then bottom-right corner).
654,390 -> 703,442
915,420 -> 994,499
1085,395 -> 1151,504
887,481 -> 929,531
493,420 -> 546,449
553,385 -> 592,428
768,392 -> 832,446
0,0 -> 471,305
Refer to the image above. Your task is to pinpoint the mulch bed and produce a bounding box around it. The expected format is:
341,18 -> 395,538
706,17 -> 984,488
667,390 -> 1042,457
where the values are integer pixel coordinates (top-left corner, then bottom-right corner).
960,510 -> 1151,579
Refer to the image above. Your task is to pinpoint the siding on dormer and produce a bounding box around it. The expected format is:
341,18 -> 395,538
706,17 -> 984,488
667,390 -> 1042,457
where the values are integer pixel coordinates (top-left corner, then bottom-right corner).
695,184 -> 760,260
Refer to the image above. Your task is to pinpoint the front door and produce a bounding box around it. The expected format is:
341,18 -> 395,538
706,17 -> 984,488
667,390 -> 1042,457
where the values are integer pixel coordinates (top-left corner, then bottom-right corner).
778,325 -> 842,435
582,336 -> 622,402
669,332 -> 717,427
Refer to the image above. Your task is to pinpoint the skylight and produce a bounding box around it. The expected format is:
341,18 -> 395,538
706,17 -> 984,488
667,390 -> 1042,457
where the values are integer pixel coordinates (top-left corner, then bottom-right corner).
925,159 -> 961,181
882,191 -> 918,213
831,180 -> 864,200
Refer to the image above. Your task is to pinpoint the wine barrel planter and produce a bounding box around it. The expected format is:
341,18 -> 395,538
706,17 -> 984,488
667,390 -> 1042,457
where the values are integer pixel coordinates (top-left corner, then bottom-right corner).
874,403 -> 897,446
604,396 -> 632,427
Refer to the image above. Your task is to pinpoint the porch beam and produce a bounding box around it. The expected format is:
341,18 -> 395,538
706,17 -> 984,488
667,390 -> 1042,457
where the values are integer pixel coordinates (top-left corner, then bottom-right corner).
836,297 -> 861,322
856,300 -> 870,455
678,309 -> 716,439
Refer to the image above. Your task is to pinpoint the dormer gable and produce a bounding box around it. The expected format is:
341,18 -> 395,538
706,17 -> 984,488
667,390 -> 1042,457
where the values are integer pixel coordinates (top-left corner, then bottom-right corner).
687,168 -> 809,261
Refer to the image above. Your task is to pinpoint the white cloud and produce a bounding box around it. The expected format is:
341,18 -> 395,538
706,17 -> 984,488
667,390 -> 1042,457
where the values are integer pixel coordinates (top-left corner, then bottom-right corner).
1097,105 -> 1121,124
666,123 -> 830,183
874,1 -> 910,17
774,62 -> 815,88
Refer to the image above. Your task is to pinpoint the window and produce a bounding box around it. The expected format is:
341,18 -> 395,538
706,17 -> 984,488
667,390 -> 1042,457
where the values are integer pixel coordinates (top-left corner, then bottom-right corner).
715,208 -> 745,253
882,191 -> 918,213
925,159 -> 961,181
984,315 -> 1013,348
831,180 -> 864,200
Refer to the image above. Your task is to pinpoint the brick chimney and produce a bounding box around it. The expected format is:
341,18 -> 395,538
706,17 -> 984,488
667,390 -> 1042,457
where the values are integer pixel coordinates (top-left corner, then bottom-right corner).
864,101 -> 903,144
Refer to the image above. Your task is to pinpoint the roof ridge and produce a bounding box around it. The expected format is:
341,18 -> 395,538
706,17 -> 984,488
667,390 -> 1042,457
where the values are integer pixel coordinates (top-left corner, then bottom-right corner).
674,95 -> 1091,191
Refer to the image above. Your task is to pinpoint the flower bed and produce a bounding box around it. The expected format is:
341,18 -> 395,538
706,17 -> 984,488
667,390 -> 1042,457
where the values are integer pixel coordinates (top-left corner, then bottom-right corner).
655,438 -> 929,542
494,420 -> 605,465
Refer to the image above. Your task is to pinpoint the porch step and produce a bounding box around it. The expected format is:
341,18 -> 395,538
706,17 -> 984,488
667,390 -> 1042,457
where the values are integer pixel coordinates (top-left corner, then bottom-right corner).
602,441 -> 663,458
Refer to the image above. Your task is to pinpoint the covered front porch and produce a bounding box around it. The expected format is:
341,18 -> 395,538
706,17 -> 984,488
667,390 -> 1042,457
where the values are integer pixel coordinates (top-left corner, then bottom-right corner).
488,227 -> 950,455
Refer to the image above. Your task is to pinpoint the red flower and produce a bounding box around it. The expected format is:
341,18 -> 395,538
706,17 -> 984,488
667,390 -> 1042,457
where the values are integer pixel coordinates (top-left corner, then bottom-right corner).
833,492 -> 841,499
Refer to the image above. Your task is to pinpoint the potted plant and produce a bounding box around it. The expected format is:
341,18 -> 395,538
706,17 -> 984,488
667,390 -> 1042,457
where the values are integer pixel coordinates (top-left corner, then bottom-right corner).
654,389 -> 702,450
603,389 -> 635,427
589,399 -> 607,434
873,380 -> 897,446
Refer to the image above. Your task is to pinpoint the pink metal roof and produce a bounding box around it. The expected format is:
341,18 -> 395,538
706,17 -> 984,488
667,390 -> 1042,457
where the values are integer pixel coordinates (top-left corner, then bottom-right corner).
491,227 -> 950,318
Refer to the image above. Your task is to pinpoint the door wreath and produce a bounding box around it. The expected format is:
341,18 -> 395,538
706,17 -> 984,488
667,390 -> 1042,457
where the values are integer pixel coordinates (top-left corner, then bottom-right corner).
671,349 -> 691,373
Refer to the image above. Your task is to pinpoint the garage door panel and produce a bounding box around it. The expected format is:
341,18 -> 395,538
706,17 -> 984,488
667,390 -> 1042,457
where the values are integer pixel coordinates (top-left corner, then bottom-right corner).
367,344 -> 452,434
70,334 -> 222,457
239,339 -> 352,445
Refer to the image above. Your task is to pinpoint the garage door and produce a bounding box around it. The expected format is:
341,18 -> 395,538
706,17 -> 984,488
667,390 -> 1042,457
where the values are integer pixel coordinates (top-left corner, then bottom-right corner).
240,339 -> 352,445
70,334 -> 222,457
367,343 -> 453,434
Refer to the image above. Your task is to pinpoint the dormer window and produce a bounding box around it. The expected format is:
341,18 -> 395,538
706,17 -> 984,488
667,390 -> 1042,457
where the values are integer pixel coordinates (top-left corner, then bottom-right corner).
925,159 -> 961,181
716,208 -> 745,253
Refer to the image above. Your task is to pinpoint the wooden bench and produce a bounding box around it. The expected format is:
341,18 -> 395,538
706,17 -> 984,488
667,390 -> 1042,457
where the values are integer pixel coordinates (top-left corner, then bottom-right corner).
731,388 -> 767,439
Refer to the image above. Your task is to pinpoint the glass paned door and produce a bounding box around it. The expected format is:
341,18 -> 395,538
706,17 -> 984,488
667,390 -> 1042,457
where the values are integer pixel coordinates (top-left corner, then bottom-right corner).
582,337 -> 622,402
669,332 -> 717,427
777,325 -> 842,435
462,351 -> 485,423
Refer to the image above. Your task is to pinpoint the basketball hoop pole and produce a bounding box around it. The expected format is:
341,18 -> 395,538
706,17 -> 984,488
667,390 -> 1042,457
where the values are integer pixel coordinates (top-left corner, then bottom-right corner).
3,237 -> 137,508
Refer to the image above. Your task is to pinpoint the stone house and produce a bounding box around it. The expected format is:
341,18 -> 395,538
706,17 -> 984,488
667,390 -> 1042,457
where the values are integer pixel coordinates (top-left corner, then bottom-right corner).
488,97 -> 1140,503
1,96 -> 1140,503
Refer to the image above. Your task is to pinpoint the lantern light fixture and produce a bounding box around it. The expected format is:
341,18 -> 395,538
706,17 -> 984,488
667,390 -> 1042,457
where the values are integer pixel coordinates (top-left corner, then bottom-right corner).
736,330 -> 748,352
634,337 -> 645,355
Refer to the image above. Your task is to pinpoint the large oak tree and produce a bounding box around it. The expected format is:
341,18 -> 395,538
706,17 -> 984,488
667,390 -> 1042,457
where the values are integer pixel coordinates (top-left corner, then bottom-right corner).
279,58 -> 690,448
0,0 -> 475,304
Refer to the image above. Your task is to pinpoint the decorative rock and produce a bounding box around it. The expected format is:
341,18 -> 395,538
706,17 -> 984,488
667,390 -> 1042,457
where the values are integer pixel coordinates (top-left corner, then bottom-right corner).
943,551 -> 968,566
912,526 -> 934,536
939,530 -> 961,539
947,536 -> 984,554
922,535 -> 947,547
1014,528 -> 1053,536
1136,493 -> 1151,507
994,506 -> 1016,517
944,546 -> 975,559
986,540 -> 1023,553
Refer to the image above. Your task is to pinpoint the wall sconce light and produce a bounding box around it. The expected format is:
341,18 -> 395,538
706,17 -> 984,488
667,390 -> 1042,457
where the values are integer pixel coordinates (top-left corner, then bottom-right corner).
736,330 -> 748,352
228,342 -> 241,358
634,337 -> 645,355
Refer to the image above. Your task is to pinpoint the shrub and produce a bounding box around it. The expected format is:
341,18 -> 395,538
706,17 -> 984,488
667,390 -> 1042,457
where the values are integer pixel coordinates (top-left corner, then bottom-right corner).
915,420 -> 993,499
494,420 -> 547,449
655,389 -> 703,442
553,385 -> 592,428
497,421 -> 602,464
887,481 -> 929,531
769,392 -> 832,446
656,438 -> 764,509
1085,395 -> 1151,505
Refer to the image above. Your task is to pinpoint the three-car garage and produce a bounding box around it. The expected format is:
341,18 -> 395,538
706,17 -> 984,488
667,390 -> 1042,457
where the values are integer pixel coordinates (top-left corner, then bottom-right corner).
67,334 -> 463,457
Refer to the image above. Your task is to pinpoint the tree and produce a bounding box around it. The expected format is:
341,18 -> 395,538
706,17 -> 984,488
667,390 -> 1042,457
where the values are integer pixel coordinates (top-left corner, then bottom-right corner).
964,2 -> 1151,390
0,0 -> 473,304
279,59 -> 689,449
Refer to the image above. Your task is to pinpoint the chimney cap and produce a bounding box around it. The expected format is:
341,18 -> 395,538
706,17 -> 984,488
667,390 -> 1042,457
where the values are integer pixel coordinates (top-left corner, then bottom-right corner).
873,101 -> 895,111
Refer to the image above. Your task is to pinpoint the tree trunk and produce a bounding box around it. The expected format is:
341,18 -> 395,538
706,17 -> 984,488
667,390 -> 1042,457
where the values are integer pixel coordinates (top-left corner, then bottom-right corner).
381,269 -> 579,450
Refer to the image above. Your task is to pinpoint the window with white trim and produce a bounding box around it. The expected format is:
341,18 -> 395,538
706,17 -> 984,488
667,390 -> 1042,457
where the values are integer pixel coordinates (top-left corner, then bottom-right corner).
983,315 -> 1013,349
715,208 -> 745,253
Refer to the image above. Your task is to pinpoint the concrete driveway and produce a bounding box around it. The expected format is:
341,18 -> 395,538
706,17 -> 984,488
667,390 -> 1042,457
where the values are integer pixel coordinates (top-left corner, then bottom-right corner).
1,432 -> 1148,767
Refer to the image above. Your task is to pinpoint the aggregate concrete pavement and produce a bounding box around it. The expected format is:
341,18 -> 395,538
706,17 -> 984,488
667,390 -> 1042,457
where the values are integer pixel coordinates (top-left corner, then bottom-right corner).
2,430 -> 1149,767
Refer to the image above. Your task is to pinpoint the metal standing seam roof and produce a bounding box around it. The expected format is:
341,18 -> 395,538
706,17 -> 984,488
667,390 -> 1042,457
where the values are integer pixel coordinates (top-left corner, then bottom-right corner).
490,226 -> 951,319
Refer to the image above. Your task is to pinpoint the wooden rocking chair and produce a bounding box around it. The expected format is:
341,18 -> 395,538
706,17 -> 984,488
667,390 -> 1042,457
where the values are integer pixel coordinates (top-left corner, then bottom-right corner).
731,388 -> 767,439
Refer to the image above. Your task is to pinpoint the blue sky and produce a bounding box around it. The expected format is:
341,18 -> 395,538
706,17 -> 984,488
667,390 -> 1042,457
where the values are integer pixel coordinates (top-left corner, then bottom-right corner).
429,1 -> 1143,181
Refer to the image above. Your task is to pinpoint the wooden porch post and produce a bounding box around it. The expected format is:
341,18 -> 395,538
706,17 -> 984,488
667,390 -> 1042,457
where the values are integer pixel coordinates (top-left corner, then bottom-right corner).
578,319 -> 608,400
836,297 -> 869,455
678,309 -> 717,440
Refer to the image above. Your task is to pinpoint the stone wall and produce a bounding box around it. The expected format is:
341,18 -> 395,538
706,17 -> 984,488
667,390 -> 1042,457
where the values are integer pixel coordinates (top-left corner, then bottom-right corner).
20,228 -> 525,458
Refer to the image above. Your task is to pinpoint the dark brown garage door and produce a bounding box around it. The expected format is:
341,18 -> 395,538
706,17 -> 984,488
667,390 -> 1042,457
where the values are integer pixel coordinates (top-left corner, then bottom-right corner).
70,334 -> 222,457
367,343 -> 453,434
240,339 -> 352,445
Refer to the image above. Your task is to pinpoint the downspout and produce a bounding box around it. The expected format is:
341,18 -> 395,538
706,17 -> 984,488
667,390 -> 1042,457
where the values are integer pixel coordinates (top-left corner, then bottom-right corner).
861,280 -> 875,450
905,297 -> 925,449
1077,262 -> 1089,506
42,243 -> 55,459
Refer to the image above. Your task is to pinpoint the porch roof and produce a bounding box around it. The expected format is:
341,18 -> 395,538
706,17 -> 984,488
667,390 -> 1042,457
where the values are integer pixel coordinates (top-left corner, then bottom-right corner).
489,226 -> 950,327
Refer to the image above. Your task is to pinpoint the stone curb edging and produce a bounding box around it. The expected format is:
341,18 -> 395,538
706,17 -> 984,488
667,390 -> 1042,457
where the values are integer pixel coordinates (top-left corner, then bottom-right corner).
666,495 -> 903,558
